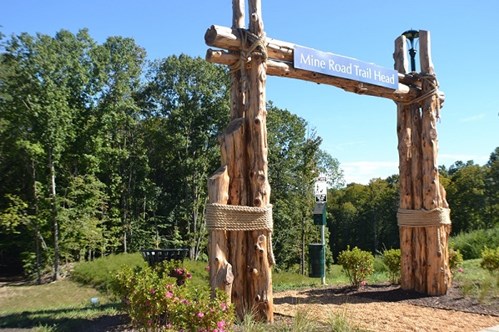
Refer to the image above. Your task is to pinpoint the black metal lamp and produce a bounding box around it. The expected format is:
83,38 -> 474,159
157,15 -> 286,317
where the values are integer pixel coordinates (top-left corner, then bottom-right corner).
402,29 -> 419,72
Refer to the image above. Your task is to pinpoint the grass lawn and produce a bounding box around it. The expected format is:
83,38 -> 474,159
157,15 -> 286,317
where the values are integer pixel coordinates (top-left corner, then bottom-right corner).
2,254 -> 496,331
0,278 -> 121,331
453,258 -> 499,302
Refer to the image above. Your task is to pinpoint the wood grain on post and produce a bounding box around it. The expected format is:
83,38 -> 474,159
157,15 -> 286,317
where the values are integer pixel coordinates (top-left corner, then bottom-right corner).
394,34 -> 414,289
224,0 -> 249,317
245,0 -> 274,322
207,166 -> 233,298
419,30 -> 451,295
395,30 -> 451,295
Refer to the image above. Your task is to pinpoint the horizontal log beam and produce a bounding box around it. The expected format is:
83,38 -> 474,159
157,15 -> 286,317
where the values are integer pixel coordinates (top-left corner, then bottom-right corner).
207,49 -> 417,102
205,25 -> 294,62
205,25 -> 424,102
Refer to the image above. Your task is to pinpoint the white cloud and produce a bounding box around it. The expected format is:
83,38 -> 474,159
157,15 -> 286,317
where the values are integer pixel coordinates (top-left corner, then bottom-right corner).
459,113 -> 485,123
439,154 -> 488,165
342,161 -> 399,185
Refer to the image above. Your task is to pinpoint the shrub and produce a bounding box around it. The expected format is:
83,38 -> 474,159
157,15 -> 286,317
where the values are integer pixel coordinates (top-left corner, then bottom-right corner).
451,227 -> 499,260
480,247 -> 499,273
112,260 -> 234,331
72,253 -> 145,291
449,248 -> 464,270
337,246 -> 374,288
382,249 -> 400,284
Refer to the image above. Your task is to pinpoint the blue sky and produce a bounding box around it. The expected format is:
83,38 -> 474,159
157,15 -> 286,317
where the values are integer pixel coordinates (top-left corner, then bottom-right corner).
2,1 -> 498,184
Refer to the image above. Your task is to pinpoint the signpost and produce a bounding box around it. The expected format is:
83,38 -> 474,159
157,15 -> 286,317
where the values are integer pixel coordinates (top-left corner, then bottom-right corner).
294,45 -> 399,90
311,175 -> 327,285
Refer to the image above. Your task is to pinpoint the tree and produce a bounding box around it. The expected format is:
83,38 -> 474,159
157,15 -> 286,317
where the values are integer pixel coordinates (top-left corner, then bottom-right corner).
142,55 -> 230,259
90,36 -> 149,253
327,177 -> 399,259
1,30 -> 99,279
266,102 -> 332,272
484,147 -> 499,228
446,161 -> 487,234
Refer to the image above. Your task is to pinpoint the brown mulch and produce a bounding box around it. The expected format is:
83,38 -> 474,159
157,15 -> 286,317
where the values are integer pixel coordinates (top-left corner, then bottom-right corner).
273,282 -> 499,332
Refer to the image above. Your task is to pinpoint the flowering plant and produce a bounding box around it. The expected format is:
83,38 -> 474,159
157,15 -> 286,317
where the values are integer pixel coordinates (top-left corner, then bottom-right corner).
113,261 -> 234,331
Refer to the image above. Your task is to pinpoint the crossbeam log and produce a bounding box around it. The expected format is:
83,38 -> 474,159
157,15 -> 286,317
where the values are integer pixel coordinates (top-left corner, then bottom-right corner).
206,25 -> 419,102
207,48 -> 417,102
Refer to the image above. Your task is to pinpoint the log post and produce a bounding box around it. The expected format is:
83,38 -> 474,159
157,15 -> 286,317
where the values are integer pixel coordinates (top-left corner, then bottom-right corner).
207,166 -> 233,298
395,35 -> 414,289
245,0 -> 273,322
225,0 -> 248,317
208,0 -> 274,321
419,30 -> 451,295
395,31 -> 451,295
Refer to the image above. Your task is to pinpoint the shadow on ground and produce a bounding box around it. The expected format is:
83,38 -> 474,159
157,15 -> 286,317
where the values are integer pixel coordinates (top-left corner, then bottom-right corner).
0,304 -> 129,332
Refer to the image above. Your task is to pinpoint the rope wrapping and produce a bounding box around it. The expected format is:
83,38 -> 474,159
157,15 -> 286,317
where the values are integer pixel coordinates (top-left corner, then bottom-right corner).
397,207 -> 451,227
230,28 -> 268,73
398,75 -> 441,119
206,203 -> 273,231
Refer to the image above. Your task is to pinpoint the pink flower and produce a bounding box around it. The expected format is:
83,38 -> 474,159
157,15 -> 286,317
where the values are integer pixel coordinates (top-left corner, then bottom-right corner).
186,273 -> 192,279
217,320 -> 226,328
165,291 -> 174,298
150,288 -> 155,294
458,267 -> 464,273
220,302 -> 227,311
197,312 -> 205,318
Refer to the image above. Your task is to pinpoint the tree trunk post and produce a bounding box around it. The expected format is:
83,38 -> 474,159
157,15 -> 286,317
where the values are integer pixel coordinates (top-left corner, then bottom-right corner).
395,31 -> 451,295
206,0 -> 274,322
207,166 -> 233,298
245,0 -> 274,321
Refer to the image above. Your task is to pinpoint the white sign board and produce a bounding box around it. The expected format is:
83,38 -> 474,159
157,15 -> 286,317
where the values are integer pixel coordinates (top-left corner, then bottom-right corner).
314,178 -> 327,202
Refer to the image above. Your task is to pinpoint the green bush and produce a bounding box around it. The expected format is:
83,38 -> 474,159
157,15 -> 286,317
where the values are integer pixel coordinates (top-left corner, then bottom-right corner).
449,248 -> 464,270
373,256 -> 387,273
337,246 -> 374,288
113,260 -> 234,331
451,227 -> 499,260
382,249 -> 400,284
72,253 -> 145,291
480,247 -> 499,273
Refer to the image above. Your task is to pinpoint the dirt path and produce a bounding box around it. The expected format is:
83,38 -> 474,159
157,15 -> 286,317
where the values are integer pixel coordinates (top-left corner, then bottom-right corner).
273,285 -> 499,332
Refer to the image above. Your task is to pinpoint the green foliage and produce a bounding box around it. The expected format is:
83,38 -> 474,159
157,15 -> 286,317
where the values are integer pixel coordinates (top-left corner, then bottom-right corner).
382,249 -> 400,284
449,248 -> 464,270
1,24 -> 497,284
451,226 -> 499,259
453,259 -> 499,303
328,178 -> 400,261
112,261 -> 234,331
266,101 -> 343,272
337,246 -> 374,288
71,253 -> 145,291
327,310 -> 366,332
480,247 -> 499,273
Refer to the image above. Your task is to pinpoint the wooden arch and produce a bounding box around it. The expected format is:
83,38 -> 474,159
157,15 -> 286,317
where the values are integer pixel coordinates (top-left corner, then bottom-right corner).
205,0 -> 451,322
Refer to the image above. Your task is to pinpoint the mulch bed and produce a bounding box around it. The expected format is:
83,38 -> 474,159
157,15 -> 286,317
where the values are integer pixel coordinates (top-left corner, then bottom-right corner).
293,282 -> 498,317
